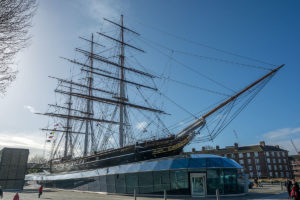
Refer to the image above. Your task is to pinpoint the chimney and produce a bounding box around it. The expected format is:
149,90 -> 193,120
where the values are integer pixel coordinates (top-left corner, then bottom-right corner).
216,145 -> 220,150
260,141 -> 265,147
275,145 -> 279,149
234,143 -> 238,149
192,148 -> 196,152
202,146 -> 206,151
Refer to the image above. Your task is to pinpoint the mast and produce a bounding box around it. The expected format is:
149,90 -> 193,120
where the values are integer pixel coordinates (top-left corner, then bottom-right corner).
84,33 -> 94,156
119,15 -> 125,148
176,64 -> 284,137
64,81 -> 72,157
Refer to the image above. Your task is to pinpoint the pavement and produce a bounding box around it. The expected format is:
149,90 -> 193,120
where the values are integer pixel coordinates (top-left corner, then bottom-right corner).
0,185 -> 290,200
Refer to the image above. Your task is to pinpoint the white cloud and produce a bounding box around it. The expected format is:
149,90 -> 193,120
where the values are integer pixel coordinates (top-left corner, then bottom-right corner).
263,127 -> 300,140
262,127 -> 300,155
136,121 -> 147,130
24,105 -> 39,113
0,130 -> 50,157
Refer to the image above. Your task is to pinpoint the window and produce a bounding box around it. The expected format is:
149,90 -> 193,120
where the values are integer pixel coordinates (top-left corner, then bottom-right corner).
255,159 -> 259,164
266,152 -> 270,156
256,165 -> 261,170
280,152 -> 283,157
269,172 -> 273,177
273,158 -> 276,163
275,172 -> 278,177
258,172 -> 261,177
254,152 -> 258,157
286,172 -> 289,177
239,153 -> 243,158
274,165 -> 277,170
279,165 -> 282,170
278,159 -> 281,163
272,152 -> 275,156
248,159 -> 251,164
249,172 -> 253,177
281,172 -> 284,177
267,158 -> 271,163
277,152 -> 280,157
247,152 -> 251,157
283,159 -> 286,163
239,159 -> 244,164
268,165 -> 272,170
249,166 -> 253,171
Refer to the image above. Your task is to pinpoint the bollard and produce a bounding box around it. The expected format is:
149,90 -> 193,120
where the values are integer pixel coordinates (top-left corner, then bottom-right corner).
216,188 -> 220,200
134,188 -> 136,200
280,182 -> 283,191
164,189 -> 167,200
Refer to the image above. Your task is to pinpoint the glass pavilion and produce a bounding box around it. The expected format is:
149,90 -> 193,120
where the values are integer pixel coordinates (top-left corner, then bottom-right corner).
26,154 -> 247,197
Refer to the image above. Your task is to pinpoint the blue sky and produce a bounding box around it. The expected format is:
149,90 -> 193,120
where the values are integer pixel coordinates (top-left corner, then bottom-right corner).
0,0 -> 299,156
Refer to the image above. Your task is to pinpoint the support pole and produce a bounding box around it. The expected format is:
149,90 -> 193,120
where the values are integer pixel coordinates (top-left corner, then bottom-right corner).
216,188 -> 220,200
164,189 -> 167,200
134,188 -> 136,200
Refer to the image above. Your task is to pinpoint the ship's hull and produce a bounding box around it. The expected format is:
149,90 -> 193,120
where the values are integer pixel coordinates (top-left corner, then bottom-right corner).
51,133 -> 193,173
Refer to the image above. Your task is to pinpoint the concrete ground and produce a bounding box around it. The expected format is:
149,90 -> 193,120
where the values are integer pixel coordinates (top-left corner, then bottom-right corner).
1,185 -> 289,200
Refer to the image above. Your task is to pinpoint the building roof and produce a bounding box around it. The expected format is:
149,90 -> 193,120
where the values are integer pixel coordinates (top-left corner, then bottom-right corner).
289,154 -> 300,160
190,141 -> 287,155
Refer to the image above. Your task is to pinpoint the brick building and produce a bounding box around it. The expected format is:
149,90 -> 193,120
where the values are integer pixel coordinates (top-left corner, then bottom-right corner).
289,154 -> 300,181
189,141 -> 292,179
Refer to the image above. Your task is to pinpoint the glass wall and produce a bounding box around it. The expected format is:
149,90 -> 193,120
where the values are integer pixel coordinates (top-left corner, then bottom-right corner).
39,155 -> 246,196
206,169 -> 224,195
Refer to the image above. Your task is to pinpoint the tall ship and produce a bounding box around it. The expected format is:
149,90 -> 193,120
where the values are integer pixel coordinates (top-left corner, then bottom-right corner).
37,15 -> 284,174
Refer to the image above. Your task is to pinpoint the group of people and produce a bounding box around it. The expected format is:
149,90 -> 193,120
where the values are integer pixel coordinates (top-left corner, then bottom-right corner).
286,179 -> 300,200
0,185 -> 43,199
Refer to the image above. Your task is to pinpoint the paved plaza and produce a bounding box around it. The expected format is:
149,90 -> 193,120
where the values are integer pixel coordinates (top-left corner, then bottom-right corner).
0,185 -> 289,200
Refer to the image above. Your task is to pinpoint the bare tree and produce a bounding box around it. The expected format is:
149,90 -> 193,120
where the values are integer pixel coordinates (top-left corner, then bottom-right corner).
0,0 -> 37,96
28,154 -> 47,164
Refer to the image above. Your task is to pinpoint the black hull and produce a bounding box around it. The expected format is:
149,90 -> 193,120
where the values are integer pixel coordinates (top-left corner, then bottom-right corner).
51,134 -> 193,173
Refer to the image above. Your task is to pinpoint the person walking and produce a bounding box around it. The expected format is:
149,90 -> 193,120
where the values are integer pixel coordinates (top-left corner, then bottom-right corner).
286,179 -> 292,199
38,185 -> 43,198
291,180 -> 299,200
0,186 -> 3,199
13,192 -> 19,200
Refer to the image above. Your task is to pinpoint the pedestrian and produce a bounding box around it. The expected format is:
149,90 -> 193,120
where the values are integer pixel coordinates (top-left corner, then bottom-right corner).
13,192 -> 19,200
286,179 -> 292,199
254,177 -> 258,187
38,185 -> 43,198
291,180 -> 299,200
0,186 -> 3,199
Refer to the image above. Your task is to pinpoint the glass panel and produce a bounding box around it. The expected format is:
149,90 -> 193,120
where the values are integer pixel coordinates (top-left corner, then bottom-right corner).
139,161 -> 156,172
170,158 -> 189,169
99,175 -> 107,192
87,176 -> 100,192
192,176 -> 205,195
207,169 -> 224,195
169,169 -> 189,195
207,158 -> 224,168
224,169 -> 237,194
153,159 -> 172,171
189,158 -> 206,168
138,172 -> 153,194
125,173 -> 138,194
106,175 -> 115,193
115,174 -> 126,193
237,169 -> 246,193
153,171 -> 170,192
127,163 -> 141,173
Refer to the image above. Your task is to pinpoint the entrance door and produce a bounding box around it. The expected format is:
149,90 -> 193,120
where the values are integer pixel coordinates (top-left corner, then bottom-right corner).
190,173 -> 206,197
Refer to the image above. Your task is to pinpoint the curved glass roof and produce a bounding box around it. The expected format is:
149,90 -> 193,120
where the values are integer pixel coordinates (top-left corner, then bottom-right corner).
26,154 -> 242,181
